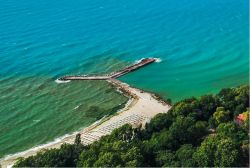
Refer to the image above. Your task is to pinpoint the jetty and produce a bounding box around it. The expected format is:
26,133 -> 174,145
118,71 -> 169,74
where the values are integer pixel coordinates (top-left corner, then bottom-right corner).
0,57 -> 171,168
59,58 -> 156,81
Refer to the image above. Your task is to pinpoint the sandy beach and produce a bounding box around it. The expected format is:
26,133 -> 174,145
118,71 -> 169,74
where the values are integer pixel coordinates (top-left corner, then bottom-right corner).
0,78 -> 171,167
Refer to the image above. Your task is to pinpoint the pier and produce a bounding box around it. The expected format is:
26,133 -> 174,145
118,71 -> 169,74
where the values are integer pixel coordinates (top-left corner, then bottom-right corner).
59,58 -> 156,81
0,57 -> 169,167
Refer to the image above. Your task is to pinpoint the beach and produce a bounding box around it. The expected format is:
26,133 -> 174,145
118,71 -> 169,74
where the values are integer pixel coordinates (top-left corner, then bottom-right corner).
0,78 -> 171,167
0,0 -> 248,166
0,0 -> 248,161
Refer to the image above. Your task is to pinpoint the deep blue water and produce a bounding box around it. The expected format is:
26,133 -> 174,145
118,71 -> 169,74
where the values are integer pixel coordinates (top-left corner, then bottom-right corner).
0,0 -> 249,158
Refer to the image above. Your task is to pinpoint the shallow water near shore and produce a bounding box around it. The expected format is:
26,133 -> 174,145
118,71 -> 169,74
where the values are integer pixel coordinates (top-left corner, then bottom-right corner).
0,0 -> 249,158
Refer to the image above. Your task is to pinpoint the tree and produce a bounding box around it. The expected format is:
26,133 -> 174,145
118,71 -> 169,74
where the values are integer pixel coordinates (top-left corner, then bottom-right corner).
93,152 -> 120,167
218,88 -> 237,112
188,121 -> 208,145
208,116 -> 217,129
217,122 -> 248,142
74,133 -> 81,145
175,144 -> 196,167
214,138 -> 239,167
235,85 -> 249,109
120,146 -> 144,167
77,125 -> 144,167
218,85 -> 249,115
147,129 -> 175,152
240,140 -> 249,166
88,141 -> 143,167
14,85 -> 249,167
213,107 -> 230,124
193,135 -> 217,167
170,101 -> 194,117
144,113 -> 172,136
234,104 -> 246,116
198,95 -> 220,120
241,110 -> 249,129
194,135 -> 240,167
15,144 -> 82,167
155,150 -> 179,167
77,146 -> 98,167
168,116 -> 197,146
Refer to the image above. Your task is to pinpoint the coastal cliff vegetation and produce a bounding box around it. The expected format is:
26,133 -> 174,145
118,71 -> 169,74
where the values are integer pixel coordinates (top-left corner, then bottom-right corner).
14,85 -> 249,167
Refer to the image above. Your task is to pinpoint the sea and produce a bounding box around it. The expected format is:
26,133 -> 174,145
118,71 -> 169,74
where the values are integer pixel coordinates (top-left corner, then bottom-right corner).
0,0 -> 248,158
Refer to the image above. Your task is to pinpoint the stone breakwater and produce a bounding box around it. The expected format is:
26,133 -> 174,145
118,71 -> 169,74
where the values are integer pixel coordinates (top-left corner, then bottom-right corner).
0,58 -> 171,168
59,58 -> 156,81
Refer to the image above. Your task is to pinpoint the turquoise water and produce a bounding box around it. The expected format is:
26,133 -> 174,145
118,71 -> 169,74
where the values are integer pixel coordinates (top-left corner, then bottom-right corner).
0,0 -> 249,158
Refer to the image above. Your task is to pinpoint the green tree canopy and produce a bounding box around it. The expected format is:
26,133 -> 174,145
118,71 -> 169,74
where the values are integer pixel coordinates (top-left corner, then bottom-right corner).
14,85 -> 249,167
213,107 -> 230,124
175,144 -> 196,167
194,135 -> 240,167
217,122 -> 248,143
155,150 -> 179,167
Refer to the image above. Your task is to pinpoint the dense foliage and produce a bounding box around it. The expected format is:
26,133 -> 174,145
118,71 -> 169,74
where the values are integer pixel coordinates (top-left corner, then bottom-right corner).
14,85 -> 249,167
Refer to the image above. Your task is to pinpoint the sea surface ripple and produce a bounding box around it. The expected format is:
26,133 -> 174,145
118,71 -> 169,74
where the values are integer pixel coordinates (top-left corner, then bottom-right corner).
0,0 -> 248,158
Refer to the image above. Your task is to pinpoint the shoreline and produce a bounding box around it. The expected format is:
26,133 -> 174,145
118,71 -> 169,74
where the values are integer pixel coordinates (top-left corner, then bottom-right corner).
0,94 -> 135,167
0,114 -> 110,167
0,78 -> 171,168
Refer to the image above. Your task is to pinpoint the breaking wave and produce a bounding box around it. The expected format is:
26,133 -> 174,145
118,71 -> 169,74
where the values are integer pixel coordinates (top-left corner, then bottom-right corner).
55,79 -> 71,84
154,58 -> 162,63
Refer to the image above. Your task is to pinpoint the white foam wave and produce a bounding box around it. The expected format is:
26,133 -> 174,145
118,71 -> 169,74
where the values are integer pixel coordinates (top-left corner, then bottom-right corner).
154,57 -> 162,63
135,57 -> 162,63
74,105 -> 80,110
55,79 -> 71,84
0,115 -> 108,163
1,133 -> 75,164
0,82 -> 135,164
134,58 -> 145,64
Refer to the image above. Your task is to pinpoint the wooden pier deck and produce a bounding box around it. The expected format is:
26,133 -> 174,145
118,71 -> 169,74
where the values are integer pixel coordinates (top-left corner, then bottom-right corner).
59,58 -> 156,81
